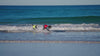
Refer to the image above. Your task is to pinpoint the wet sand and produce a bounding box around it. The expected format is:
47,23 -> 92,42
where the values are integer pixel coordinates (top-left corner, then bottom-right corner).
0,40 -> 100,43
0,42 -> 100,56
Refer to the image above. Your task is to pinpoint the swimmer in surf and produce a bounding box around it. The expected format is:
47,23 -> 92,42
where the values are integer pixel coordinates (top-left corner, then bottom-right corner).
33,25 -> 37,30
43,24 -> 52,31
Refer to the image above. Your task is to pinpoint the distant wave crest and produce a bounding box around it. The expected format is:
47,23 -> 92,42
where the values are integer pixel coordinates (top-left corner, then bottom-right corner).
0,16 -> 100,24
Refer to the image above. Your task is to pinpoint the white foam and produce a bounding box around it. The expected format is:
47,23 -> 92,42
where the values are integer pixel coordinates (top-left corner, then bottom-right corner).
0,24 -> 100,32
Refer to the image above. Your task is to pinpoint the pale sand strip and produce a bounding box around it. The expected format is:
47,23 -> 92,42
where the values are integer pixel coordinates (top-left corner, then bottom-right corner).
0,40 -> 100,43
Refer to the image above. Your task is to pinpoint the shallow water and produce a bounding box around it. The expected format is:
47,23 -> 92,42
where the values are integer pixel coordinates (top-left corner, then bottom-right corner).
0,32 -> 100,41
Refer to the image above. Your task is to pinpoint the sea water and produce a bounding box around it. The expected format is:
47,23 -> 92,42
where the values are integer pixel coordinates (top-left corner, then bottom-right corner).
0,5 -> 100,41
0,5 -> 100,56
0,5 -> 100,24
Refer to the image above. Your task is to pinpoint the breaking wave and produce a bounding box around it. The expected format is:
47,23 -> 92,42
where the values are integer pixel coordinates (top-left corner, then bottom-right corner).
0,23 -> 100,32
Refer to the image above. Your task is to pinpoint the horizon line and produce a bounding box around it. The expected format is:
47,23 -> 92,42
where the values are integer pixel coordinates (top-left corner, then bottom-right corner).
0,4 -> 100,6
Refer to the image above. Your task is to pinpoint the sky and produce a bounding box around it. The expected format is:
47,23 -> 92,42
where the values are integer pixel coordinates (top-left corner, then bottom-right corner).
0,0 -> 100,5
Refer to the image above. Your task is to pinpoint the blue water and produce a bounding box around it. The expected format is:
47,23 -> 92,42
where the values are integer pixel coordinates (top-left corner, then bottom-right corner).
0,5 -> 100,24
0,5 -> 100,56
0,32 -> 100,41
0,5 -> 100,41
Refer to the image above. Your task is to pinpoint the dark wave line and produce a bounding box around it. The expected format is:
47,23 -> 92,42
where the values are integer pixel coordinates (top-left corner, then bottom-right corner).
1,16 -> 100,20
0,16 -> 100,24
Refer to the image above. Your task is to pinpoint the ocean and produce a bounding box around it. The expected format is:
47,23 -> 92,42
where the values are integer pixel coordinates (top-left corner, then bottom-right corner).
0,5 -> 100,56
0,5 -> 100,24
0,5 -> 100,40
0,5 -> 100,32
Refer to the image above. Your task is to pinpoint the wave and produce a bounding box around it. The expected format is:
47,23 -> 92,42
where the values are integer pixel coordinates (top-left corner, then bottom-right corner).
0,16 -> 100,24
0,23 -> 100,32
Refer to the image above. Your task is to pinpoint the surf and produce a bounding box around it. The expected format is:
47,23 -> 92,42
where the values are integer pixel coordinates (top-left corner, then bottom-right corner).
0,23 -> 100,32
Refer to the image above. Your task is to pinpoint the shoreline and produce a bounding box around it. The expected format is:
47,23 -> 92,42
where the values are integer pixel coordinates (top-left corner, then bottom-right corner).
1,30 -> 100,33
0,40 -> 100,43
